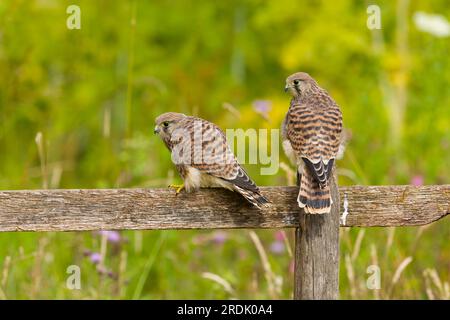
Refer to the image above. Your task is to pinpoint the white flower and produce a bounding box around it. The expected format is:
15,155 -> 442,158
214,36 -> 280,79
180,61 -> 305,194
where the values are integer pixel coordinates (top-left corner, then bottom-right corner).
413,11 -> 450,38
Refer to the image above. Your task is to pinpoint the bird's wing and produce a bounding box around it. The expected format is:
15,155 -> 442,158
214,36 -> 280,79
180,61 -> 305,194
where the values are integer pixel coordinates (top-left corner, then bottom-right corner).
287,97 -> 342,187
180,117 -> 259,193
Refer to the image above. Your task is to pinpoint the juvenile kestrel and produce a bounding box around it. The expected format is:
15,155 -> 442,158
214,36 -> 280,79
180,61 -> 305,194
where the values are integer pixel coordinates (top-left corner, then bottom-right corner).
154,112 -> 269,208
282,72 -> 343,214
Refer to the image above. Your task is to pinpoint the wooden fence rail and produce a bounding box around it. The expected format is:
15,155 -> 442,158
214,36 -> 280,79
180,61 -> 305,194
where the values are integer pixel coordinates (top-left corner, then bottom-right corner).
0,185 -> 447,232
0,184 -> 448,299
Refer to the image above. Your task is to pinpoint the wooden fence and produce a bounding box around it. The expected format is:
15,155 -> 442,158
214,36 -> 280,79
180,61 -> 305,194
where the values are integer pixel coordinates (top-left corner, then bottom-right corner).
0,182 -> 448,299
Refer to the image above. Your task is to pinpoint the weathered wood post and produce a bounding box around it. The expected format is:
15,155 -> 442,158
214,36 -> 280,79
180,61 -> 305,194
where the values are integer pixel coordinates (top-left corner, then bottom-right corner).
294,173 -> 340,299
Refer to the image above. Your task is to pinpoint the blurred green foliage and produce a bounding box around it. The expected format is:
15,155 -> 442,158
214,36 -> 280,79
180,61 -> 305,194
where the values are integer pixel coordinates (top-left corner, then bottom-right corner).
0,0 -> 448,299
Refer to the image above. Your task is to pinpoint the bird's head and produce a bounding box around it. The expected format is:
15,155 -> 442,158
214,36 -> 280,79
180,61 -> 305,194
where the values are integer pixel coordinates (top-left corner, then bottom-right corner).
154,112 -> 187,141
284,72 -> 316,97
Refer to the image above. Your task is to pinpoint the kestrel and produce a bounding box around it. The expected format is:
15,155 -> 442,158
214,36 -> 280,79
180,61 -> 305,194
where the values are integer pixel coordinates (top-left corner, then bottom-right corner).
154,112 -> 269,208
282,72 -> 343,214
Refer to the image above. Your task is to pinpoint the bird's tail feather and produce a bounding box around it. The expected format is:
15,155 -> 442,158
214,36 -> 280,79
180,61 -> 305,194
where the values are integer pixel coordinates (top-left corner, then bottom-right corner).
234,186 -> 270,209
297,167 -> 332,214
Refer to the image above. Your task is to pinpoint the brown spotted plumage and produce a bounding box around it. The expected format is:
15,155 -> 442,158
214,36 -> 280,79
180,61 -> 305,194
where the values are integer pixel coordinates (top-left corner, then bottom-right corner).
282,72 -> 343,214
154,112 -> 269,208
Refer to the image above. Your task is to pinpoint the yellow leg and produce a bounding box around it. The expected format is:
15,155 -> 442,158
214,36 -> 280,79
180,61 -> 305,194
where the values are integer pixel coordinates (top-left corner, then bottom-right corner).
168,183 -> 185,195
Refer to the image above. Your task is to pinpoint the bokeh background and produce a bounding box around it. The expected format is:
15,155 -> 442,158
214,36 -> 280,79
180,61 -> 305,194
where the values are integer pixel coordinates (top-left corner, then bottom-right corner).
0,0 -> 449,299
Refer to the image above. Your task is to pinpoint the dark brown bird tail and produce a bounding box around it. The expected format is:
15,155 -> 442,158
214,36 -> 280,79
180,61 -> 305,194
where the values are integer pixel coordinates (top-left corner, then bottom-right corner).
297,167 -> 332,214
234,186 -> 270,209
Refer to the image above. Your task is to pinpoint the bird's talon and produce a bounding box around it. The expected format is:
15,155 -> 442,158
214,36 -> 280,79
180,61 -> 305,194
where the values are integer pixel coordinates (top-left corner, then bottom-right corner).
168,184 -> 185,195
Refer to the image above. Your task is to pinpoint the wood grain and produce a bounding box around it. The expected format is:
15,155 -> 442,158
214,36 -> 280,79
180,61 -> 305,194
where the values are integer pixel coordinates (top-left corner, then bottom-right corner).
294,174 -> 340,300
0,185 -> 448,232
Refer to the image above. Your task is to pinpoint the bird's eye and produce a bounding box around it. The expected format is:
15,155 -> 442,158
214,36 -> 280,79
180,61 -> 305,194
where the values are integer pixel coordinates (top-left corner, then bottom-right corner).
163,121 -> 169,127
293,79 -> 300,85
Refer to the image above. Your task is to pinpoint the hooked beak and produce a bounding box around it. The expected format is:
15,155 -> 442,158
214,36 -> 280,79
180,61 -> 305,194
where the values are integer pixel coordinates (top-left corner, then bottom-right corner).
284,85 -> 290,92
154,125 -> 160,134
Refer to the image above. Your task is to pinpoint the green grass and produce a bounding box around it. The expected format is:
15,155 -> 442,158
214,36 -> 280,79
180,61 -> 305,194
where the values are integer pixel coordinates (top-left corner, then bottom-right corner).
0,0 -> 449,299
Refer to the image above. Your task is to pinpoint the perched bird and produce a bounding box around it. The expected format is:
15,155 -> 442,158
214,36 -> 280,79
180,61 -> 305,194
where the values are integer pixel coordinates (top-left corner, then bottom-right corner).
282,72 -> 343,214
154,112 -> 269,208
